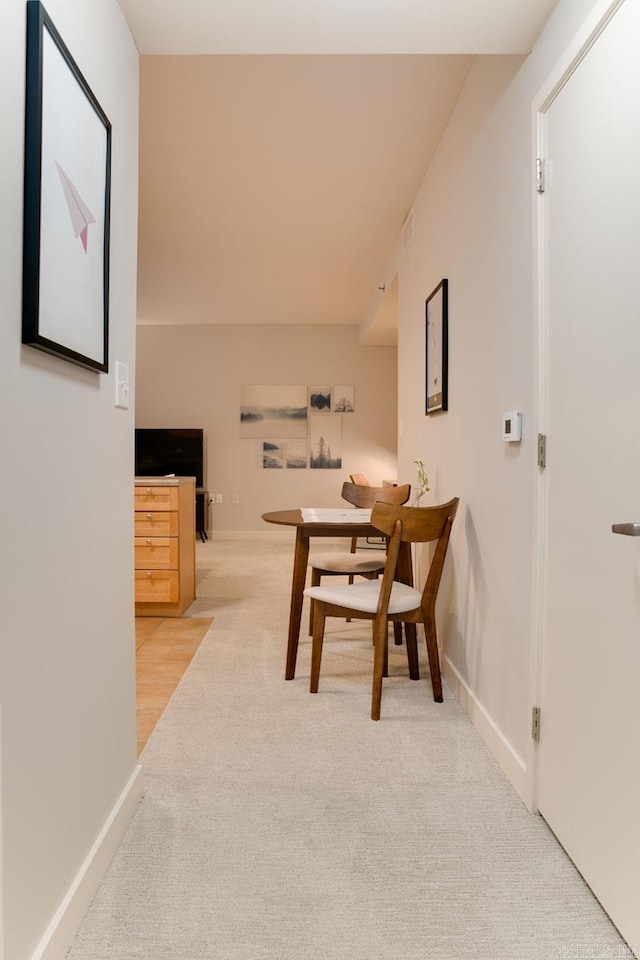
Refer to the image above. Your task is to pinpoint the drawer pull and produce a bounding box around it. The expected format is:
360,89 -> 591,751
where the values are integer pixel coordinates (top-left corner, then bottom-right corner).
146,487 -> 153,494
146,538 -> 152,545
146,513 -> 152,520
146,571 -> 152,578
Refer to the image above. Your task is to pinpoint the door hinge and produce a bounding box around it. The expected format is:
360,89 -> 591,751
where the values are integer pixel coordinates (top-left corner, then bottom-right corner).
532,706 -> 541,742
536,158 -> 546,194
537,433 -> 547,469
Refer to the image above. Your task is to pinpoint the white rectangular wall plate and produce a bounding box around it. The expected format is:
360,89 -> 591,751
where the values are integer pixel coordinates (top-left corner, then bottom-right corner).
502,410 -> 522,441
115,360 -> 130,409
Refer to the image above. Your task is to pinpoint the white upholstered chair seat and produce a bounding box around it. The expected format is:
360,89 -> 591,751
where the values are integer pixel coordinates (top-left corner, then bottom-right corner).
304,578 -> 422,616
309,551 -> 387,575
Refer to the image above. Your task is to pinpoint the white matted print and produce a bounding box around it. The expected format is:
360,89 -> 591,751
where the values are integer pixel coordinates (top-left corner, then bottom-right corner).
241,385 -> 307,438
308,386 -> 332,412
286,440 -> 307,469
309,414 -> 342,469
332,385 -> 355,413
22,3 -> 111,372
263,441 -> 284,468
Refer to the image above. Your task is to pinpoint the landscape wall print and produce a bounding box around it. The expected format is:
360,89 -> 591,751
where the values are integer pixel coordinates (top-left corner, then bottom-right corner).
262,442 -> 284,468
309,386 -> 332,412
332,386 -> 355,412
309,414 -> 342,469
285,440 -> 307,468
242,385 -> 354,468
263,440 -> 307,469
240,385 -> 307,438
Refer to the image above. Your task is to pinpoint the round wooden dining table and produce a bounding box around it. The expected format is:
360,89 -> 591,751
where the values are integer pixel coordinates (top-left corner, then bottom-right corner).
262,509 -> 413,680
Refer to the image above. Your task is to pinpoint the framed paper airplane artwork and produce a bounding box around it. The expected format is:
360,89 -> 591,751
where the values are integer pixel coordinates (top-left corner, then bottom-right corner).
22,1 -> 112,372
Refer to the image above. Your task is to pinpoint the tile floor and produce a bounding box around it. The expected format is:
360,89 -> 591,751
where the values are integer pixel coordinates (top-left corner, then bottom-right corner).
135,616 -> 213,754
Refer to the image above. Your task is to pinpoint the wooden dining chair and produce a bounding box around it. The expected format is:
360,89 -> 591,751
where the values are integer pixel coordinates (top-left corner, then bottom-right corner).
307,481 -> 411,634
303,497 -> 459,720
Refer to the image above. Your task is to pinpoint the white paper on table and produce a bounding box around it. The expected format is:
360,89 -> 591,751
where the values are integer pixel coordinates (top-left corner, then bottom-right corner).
301,508 -> 372,523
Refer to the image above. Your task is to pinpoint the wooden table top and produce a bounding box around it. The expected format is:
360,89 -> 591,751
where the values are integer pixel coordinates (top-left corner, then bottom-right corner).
262,509 -> 377,535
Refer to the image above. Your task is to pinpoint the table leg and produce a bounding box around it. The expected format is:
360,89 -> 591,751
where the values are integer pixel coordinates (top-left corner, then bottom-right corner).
285,528 -> 309,680
404,623 -> 420,680
394,542 -> 416,652
396,541 -> 414,587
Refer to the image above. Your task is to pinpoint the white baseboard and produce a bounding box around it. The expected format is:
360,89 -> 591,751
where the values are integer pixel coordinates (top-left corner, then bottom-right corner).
442,656 -> 530,807
30,763 -> 144,960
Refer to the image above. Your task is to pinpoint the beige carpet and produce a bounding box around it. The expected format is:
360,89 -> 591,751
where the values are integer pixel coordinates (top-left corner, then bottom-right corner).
135,617 -> 213,754
66,539 -> 627,959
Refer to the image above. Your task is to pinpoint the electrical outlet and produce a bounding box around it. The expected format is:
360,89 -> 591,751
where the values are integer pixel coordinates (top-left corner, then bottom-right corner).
232,494 -> 239,504
215,494 -> 223,504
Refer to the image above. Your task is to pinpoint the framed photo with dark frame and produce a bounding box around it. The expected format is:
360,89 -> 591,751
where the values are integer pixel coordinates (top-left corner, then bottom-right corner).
22,0 -> 111,373
425,278 -> 448,414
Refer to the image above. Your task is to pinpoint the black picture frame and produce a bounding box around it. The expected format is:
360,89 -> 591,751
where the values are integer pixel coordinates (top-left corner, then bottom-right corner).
22,1 -> 111,373
425,278 -> 448,414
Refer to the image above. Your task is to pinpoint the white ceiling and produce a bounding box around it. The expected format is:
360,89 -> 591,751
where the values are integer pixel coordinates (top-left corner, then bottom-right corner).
119,0 -> 559,55
123,1 -> 560,340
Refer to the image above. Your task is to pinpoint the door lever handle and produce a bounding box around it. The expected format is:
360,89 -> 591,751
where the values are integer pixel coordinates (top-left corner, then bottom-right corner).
611,522 -> 640,536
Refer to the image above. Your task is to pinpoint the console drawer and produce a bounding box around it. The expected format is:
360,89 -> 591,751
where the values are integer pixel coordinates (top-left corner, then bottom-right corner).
135,538 -> 179,570
135,570 -> 179,603
134,486 -> 179,511
134,512 -> 179,537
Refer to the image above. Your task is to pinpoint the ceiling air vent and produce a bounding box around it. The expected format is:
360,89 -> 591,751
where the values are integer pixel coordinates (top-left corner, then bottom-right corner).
401,208 -> 414,254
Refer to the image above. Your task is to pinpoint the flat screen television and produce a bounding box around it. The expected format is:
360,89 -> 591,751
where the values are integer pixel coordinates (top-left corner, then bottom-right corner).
135,428 -> 204,488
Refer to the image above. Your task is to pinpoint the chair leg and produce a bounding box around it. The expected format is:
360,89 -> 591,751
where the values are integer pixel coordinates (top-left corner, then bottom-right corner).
347,534 -> 357,621
393,622 -> 403,646
346,574 -> 354,622
383,625 -> 389,678
310,602 -> 327,693
309,568 -> 321,636
403,623 -> 420,680
371,616 -> 387,720
423,617 -> 443,702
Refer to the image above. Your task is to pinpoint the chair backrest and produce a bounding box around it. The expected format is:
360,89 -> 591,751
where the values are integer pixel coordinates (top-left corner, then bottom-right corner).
341,481 -> 411,509
371,498 -> 459,543
349,473 -> 370,486
371,498 -> 460,614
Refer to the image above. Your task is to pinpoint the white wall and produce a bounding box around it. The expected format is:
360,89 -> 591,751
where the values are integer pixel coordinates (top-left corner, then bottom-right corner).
0,2 -> 139,957
384,0 -> 600,798
135,324 -> 398,532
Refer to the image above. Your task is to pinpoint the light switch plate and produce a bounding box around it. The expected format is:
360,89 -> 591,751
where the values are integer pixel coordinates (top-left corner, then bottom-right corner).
115,360 -> 130,409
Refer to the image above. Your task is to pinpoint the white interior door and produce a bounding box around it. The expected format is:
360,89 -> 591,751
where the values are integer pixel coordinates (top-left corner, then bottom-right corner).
538,0 -> 640,946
